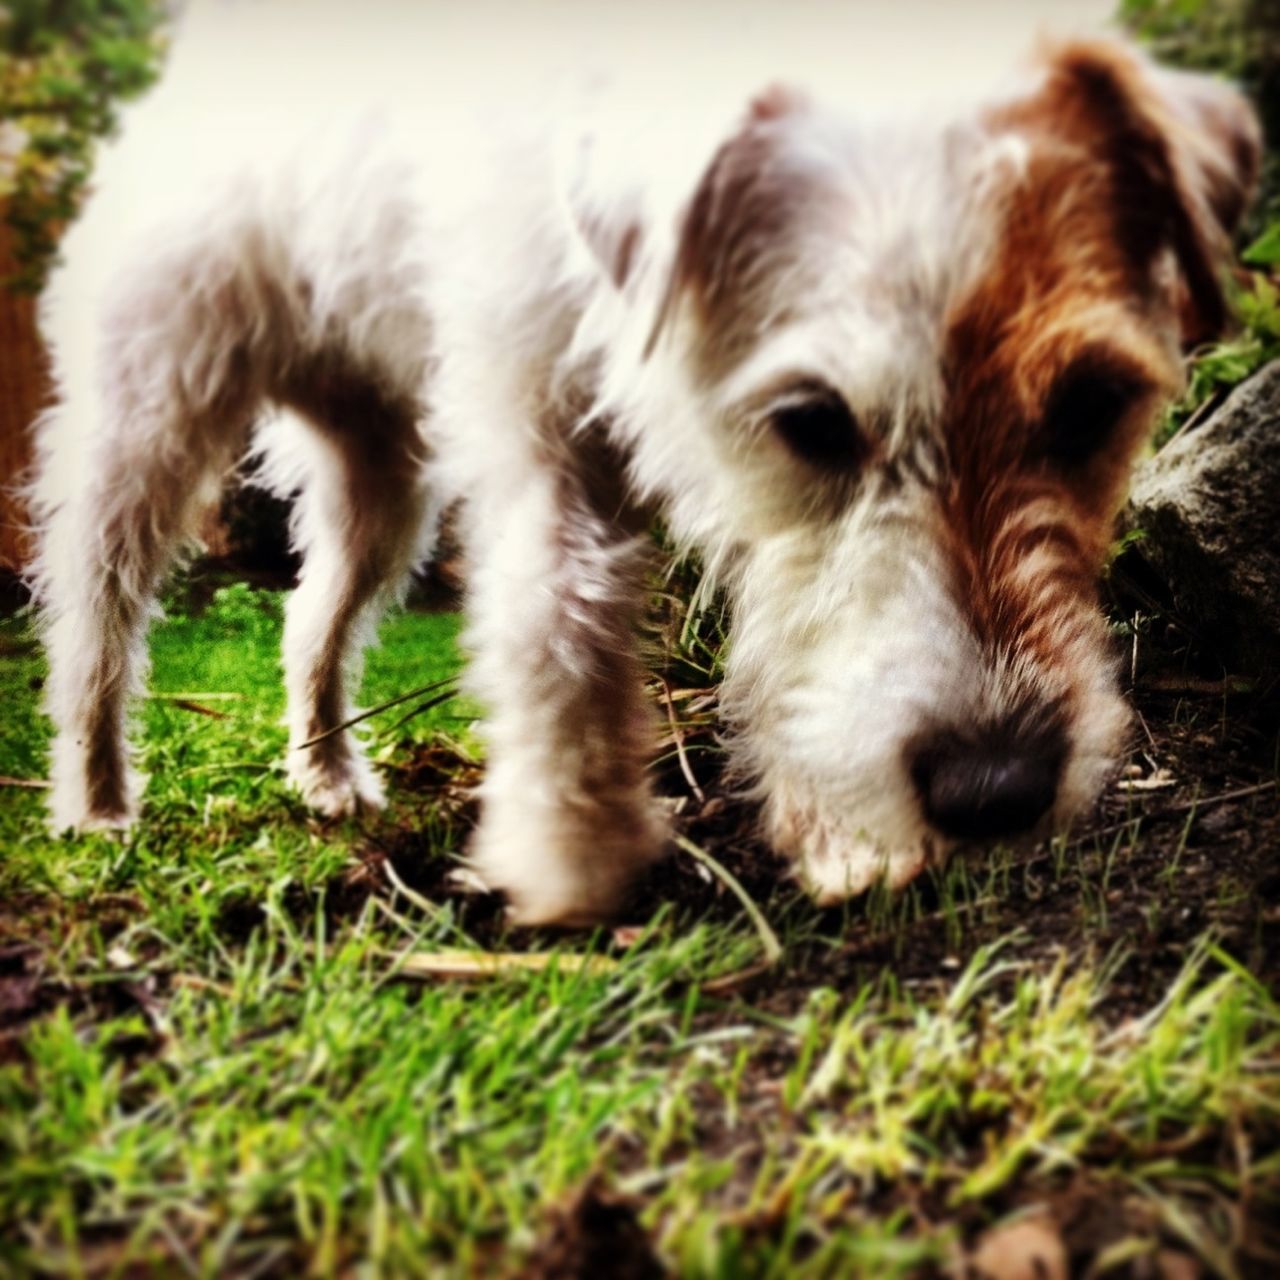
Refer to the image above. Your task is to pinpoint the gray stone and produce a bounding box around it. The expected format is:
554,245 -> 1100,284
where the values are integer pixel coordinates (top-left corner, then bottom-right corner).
1124,359 -> 1280,675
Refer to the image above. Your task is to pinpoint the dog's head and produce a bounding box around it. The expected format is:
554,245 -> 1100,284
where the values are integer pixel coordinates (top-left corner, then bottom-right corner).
584,39 -> 1259,899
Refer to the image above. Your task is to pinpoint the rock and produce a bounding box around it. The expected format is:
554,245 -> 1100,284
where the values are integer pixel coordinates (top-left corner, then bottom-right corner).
1125,361 -> 1280,675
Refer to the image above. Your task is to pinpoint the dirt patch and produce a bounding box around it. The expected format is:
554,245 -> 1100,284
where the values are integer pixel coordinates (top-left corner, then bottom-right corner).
524,1180 -> 665,1280
643,673 -> 1280,1011
0,894 -> 161,1066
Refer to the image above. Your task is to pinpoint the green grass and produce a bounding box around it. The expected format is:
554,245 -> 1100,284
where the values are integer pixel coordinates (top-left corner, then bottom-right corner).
1,591 -> 1278,1276
0,583 -> 466,896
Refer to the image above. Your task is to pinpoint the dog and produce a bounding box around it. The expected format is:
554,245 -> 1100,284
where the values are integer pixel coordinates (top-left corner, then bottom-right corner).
28,2 -> 1259,923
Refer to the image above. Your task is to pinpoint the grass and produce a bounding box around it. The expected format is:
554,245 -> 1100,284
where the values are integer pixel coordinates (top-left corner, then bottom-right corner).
0,583 -> 465,896
1,589 -> 1278,1277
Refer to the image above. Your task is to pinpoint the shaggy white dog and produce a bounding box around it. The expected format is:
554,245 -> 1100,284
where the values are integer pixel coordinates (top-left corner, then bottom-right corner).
30,2 -> 1257,922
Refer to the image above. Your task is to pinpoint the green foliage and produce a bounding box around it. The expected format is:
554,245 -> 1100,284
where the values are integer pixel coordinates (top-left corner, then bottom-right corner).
1120,0 -> 1280,442
1244,219 -> 1280,266
1192,273 -> 1280,394
199,580 -> 286,644
1151,269 -> 1280,445
0,0 -> 164,290
1120,0 -> 1261,79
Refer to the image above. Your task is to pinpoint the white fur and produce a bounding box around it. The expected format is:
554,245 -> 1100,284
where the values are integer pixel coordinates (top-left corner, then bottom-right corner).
30,0 -> 1146,922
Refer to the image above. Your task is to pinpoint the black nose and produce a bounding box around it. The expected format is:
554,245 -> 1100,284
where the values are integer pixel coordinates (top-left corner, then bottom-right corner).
910,731 -> 1063,841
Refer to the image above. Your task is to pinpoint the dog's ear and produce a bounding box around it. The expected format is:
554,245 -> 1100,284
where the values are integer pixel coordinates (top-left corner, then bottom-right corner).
1034,40 -> 1260,346
1150,61 -> 1262,246
644,83 -> 814,359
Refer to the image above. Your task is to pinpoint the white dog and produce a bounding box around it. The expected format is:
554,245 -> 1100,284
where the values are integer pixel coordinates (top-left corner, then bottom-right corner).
29,2 -> 1258,922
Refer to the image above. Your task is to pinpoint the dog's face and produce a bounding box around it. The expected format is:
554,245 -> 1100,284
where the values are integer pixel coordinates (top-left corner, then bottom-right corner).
591,40 -> 1259,900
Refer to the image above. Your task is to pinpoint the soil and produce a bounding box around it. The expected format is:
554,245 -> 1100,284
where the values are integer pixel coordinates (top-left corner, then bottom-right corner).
524,1181 -> 665,1280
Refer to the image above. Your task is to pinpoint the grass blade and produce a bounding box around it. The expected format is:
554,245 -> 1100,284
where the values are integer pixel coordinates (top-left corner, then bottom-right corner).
673,833 -> 782,967
294,675 -> 459,750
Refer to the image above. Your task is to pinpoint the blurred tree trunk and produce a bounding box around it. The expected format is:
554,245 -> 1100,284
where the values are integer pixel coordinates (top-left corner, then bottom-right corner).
0,206 -> 44,574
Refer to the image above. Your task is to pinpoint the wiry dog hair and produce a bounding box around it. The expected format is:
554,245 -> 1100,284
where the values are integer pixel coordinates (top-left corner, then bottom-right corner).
28,3 -> 1258,922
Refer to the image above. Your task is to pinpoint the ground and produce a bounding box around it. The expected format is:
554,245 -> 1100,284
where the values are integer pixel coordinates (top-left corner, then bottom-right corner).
0,573 -> 1277,1278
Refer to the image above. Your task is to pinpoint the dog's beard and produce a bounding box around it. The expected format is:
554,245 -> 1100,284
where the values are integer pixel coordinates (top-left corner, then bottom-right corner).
720,510 -> 1129,899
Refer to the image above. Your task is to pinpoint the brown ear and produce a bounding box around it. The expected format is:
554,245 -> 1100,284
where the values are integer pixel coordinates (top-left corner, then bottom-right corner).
644,84 -> 814,360
1150,62 -> 1262,239
1038,40 -> 1260,346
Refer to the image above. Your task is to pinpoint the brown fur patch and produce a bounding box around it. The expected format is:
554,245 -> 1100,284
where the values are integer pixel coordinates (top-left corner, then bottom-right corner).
995,40 -> 1256,346
647,90 -> 825,370
935,39 -> 1248,666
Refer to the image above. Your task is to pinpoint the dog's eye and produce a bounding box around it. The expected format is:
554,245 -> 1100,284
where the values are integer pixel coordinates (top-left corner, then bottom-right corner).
769,385 -> 866,471
1041,365 -> 1142,467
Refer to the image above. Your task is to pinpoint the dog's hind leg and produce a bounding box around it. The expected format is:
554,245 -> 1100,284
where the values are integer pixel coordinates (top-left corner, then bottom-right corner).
31,323 -> 259,833
271,364 -> 433,817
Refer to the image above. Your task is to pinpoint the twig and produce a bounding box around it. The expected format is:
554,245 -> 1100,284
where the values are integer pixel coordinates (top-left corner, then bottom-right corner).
294,675 -> 458,750
391,949 -> 618,981
673,833 -> 781,966
660,678 -> 706,804
5,100 -> 102,117
170,973 -> 233,997
1134,707 -> 1158,753
377,687 -> 459,740
1163,781 -> 1276,815
1060,781 -> 1277,852
1161,386 -> 1227,450
1130,611 -> 1139,689
700,960 -> 774,996
0,775 -> 50,789
174,761 -> 281,777
168,699 -> 231,720
1139,674 -> 1255,696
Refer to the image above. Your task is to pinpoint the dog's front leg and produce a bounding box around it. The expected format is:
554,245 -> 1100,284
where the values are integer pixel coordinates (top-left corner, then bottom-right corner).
463,456 -> 665,925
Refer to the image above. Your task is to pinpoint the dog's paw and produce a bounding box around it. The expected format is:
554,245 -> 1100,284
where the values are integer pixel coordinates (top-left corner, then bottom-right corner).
766,786 -> 937,904
468,802 -> 666,927
47,804 -> 137,838
46,763 -> 141,838
445,863 -> 612,926
287,752 -> 386,818
467,849 -> 632,927
446,866 -> 495,897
